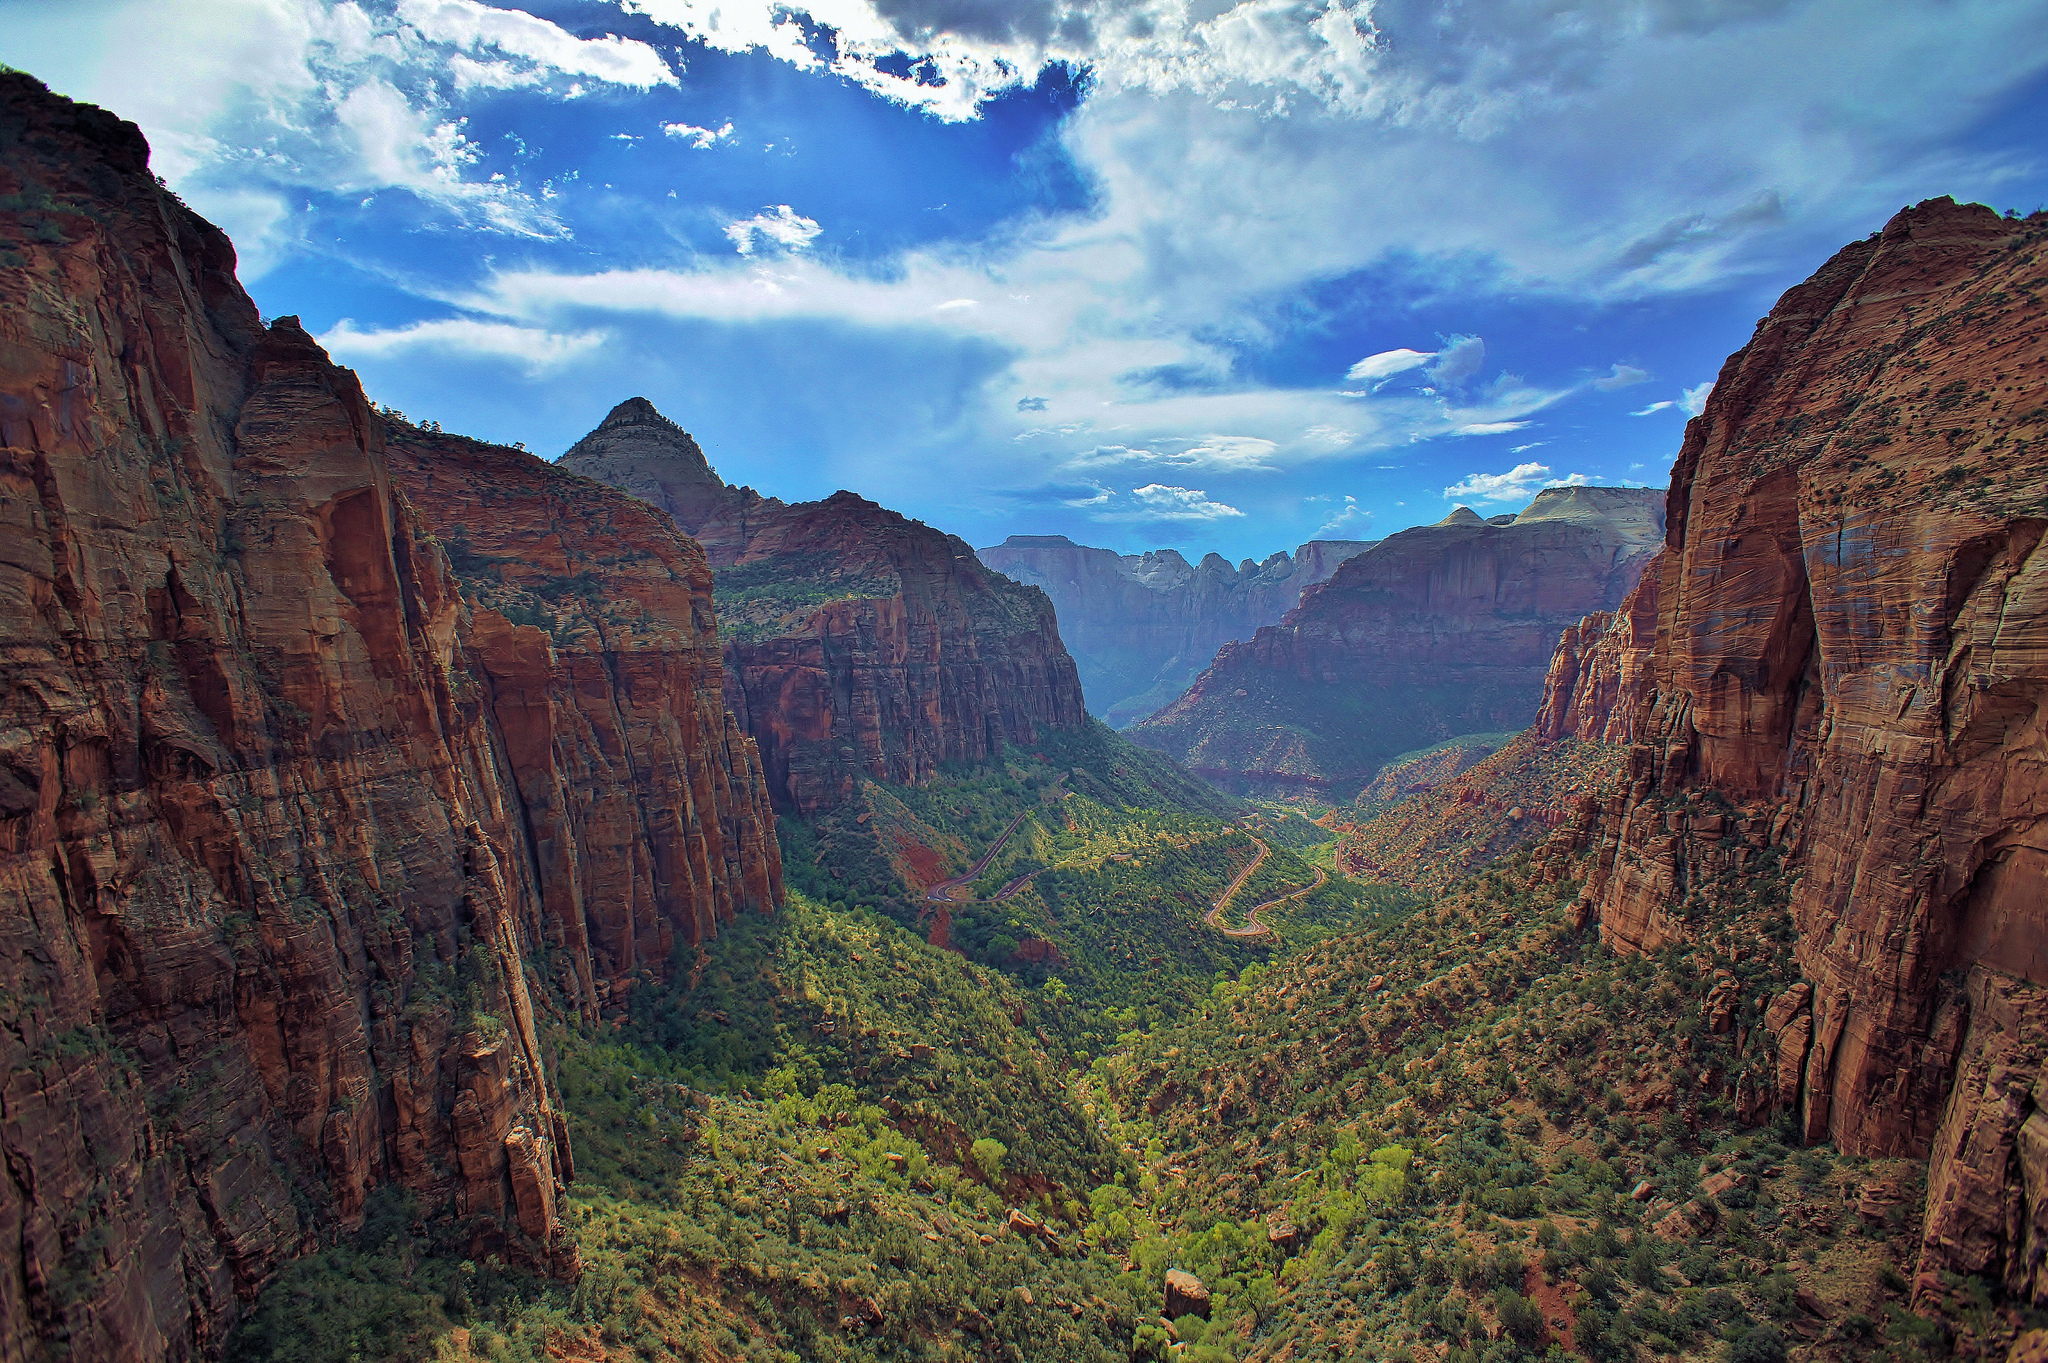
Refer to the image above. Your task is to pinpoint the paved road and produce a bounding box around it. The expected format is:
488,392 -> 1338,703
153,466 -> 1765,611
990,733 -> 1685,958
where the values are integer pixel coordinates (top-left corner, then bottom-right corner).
1202,837 -> 1327,938
924,776 -> 1067,904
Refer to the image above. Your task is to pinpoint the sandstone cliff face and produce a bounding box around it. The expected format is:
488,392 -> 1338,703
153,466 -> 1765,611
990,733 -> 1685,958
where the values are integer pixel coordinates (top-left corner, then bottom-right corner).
1545,199 -> 2048,1304
561,401 -> 1089,815
1127,486 -> 1665,795
975,534 -> 1378,727
1532,556 -> 1662,746
0,75 -> 779,1358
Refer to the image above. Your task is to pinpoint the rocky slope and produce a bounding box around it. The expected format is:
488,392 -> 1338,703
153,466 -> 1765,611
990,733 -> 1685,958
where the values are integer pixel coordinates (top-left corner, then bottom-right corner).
1530,199 -> 2048,1309
975,534 -> 1377,727
0,74 -> 778,1359
1128,485 -> 1666,796
560,400 -> 1088,815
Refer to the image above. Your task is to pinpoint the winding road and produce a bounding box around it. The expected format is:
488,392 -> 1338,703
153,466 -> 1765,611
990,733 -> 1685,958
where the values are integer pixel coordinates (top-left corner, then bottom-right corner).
1202,836 -> 1328,938
924,777 -> 1067,904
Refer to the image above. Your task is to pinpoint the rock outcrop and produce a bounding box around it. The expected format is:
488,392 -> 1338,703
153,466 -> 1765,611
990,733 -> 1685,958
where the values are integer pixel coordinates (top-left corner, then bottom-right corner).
560,401 -> 1089,814
975,534 -> 1377,727
1127,486 -> 1665,795
0,73 -> 779,1358
1545,199 -> 2048,1304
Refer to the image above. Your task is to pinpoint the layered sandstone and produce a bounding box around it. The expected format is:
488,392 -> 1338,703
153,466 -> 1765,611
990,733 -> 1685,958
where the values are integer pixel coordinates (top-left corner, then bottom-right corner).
1128,485 -> 1665,795
561,401 -> 1089,814
0,74 -> 779,1359
1549,199 -> 2048,1303
976,534 -> 1377,726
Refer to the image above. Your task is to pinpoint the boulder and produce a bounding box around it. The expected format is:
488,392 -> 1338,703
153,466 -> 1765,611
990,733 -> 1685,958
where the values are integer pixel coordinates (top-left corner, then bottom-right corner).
1164,1269 -> 1211,1320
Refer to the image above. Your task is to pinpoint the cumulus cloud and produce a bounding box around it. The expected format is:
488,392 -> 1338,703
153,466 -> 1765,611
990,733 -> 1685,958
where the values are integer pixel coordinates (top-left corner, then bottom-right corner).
1062,434 -> 1280,474
1443,462 -> 1592,504
663,120 -> 735,148
725,205 -> 824,255
1124,484 -> 1245,521
1680,380 -> 1715,415
321,316 -> 607,369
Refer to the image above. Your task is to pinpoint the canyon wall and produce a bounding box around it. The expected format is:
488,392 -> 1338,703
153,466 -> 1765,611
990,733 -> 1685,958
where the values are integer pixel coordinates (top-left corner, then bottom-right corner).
1127,486 -> 1665,796
975,533 -> 1377,727
561,401 -> 1089,815
1545,199 -> 2048,1305
0,74 -> 779,1359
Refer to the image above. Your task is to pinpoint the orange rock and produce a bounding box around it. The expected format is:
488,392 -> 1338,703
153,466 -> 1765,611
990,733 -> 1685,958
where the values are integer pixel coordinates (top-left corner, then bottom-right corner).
1540,197 -> 2048,1303
560,402 -> 1088,815
0,72 -> 778,1353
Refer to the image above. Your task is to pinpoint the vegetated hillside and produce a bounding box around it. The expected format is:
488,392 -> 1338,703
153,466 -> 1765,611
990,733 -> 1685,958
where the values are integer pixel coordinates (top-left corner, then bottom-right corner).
780,721 -> 1413,1059
0,72 -> 778,1357
1336,734 -> 1631,894
1129,487 -> 1665,799
231,891 -> 1151,1363
1096,844 -> 1940,1363
1541,199 -> 2048,1328
977,535 -> 1376,728
560,399 -> 1090,815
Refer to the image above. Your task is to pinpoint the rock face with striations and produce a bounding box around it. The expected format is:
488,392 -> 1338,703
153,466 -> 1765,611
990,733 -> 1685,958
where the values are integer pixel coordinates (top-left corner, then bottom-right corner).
0,74 -> 780,1359
560,401 -> 1088,815
975,534 -> 1378,727
1538,199 -> 2048,1305
1127,486 -> 1665,795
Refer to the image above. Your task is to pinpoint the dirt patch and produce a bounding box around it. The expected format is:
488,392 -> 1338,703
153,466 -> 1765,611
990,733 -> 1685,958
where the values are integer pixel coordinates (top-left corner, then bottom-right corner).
1524,1262 -> 1579,1356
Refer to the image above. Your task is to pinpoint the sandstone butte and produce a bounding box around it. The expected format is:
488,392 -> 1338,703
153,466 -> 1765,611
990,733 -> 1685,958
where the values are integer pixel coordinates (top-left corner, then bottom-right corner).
975,533 -> 1377,727
1127,485 -> 1666,795
0,74 -> 781,1358
558,399 -> 1090,815
1529,199 -> 2048,1308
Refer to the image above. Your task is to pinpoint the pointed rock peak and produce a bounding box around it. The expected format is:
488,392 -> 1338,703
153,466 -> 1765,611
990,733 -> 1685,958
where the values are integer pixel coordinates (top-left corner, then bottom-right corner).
1435,506 -> 1487,527
598,396 -> 678,430
561,396 -> 717,485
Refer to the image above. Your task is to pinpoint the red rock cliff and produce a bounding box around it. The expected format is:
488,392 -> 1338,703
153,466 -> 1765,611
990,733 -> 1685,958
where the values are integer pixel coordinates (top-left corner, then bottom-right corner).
1128,486 -> 1665,795
1555,199 -> 2048,1305
0,74 -> 779,1358
560,401 -> 1089,814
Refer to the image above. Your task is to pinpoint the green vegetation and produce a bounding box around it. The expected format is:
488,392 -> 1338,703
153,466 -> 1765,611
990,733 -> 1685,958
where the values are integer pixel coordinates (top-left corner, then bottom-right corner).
712,552 -> 902,642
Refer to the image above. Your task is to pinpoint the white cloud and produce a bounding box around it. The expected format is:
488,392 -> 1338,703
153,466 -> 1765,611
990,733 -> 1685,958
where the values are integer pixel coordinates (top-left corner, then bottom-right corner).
1315,494 -> 1371,536
321,316 -> 606,369
724,205 -> 823,255
663,120 -> 735,148
1631,400 -> 1676,416
1427,335 -> 1486,390
1062,434 -> 1280,473
1443,462 -> 1592,504
1346,347 -> 1434,381
1593,363 -> 1651,390
1680,380 -> 1715,415
1124,484 -> 1245,521
396,0 -> 675,88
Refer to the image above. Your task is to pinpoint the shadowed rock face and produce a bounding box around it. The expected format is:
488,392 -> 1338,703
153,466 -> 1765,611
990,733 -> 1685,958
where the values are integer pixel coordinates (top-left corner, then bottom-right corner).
0,74 -> 779,1359
1536,199 -> 2048,1305
975,535 -> 1378,727
560,404 -> 1089,815
1125,486 -> 1666,796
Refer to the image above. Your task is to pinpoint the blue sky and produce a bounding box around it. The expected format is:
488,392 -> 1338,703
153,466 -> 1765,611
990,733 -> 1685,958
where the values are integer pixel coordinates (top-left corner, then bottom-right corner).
8,0 -> 2047,561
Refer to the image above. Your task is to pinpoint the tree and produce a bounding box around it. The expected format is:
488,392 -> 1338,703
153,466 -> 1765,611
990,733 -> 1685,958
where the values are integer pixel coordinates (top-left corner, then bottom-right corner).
971,1137 -> 1008,1183
1729,1326 -> 1788,1363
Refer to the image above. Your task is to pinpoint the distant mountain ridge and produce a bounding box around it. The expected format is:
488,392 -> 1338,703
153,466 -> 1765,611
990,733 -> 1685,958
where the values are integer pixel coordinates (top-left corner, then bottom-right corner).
560,400 -> 1089,815
1128,484 -> 1667,796
976,533 -> 1378,726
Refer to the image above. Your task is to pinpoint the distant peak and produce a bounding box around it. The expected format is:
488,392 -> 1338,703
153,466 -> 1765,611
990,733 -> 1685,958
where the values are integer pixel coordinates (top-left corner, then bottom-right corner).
1436,506 -> 1487,527
994,534 -> 1079,548
599,396 -> 680,430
